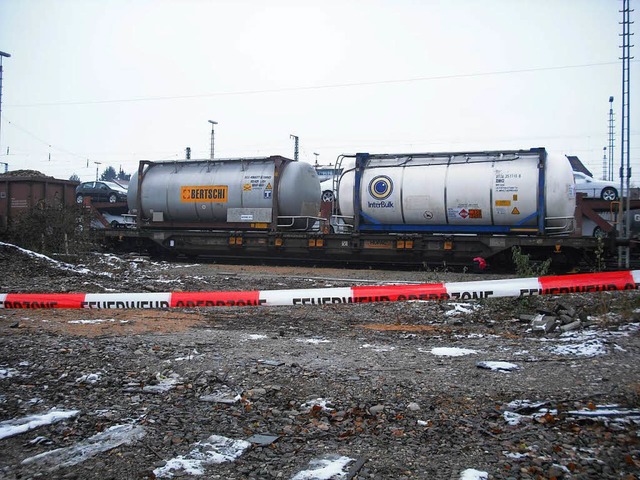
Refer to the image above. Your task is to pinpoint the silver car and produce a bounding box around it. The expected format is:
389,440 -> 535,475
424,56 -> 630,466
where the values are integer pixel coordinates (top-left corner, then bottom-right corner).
573,172 -> 619,201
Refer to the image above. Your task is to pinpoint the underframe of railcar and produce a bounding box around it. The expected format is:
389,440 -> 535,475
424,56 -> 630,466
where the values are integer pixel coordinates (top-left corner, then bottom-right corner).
103,228 -> 602,271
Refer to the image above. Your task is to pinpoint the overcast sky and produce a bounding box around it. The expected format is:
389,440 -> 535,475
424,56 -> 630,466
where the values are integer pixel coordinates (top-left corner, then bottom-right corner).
0,0 -> 637,182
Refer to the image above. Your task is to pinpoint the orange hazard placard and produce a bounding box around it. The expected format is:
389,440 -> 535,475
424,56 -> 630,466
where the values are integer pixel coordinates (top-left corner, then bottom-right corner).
181,186 -> 228,202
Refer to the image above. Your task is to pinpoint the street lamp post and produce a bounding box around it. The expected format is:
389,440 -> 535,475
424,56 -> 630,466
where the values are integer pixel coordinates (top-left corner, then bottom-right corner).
208,120 -> 217,160
0,51 -> 11,166
313,152 -> 319,167
94,162 -> 102,181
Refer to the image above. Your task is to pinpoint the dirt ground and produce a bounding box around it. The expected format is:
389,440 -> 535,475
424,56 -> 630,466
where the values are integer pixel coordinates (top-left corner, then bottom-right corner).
1,243 -> 639,479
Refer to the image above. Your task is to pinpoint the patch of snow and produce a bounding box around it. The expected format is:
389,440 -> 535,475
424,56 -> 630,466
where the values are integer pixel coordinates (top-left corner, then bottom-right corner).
68,319 -> 114,325
506,400 -> 546,410
246,334 -> 267,340
29,436 -> 51,445
360,344 -> 395,352
153,435 -> 250,478
503,411 -> 525,426
75,373 -> 101,384
291,454 -> 356,480
459,468 -> 488,480
300,398 -> 335,413
21,424 -> 145,470
297,338 -> 331,344
142,373 -> 182,394
503,451 -> 528,459
0,242 -> 101,276
431,347 -> 478,357
0,367 -> 19,379
532,408 -> 558,420
454,333 -> 499,339
476,361 -> 520,372
549,339 -> 606,357
446,303 -> 481,317
174,349 -> 200,362
567,405 -> 640,424
0,409 -> 80,440
552,463 -> 571,474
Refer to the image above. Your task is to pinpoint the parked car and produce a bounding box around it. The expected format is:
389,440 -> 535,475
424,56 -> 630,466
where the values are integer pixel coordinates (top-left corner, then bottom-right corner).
316,167 -> 342,203
91,212 -> 135,229
76,181 -> 128,204
573,172 -> 619,201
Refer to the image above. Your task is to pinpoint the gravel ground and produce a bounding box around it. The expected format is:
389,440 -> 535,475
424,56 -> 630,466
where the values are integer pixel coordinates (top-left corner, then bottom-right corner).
0,242 -> 639,479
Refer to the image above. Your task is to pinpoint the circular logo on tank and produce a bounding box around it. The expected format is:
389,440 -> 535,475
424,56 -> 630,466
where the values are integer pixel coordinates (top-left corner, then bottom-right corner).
368,176 -> 393,200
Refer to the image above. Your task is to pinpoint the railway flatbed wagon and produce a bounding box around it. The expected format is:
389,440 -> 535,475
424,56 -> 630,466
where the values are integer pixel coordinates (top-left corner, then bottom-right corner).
100,148 -> 621,270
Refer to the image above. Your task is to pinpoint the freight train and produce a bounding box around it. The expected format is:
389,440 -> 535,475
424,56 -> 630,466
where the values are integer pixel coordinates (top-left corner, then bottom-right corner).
103,147 -> 619,270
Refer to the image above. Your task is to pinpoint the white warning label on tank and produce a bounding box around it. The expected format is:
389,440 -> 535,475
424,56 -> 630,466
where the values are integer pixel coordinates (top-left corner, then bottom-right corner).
244,175 -> 272,189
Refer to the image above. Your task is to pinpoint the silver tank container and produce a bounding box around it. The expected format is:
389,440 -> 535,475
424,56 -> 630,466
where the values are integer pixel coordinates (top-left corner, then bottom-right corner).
337,150 -> 576,232
128,157 -> 320,225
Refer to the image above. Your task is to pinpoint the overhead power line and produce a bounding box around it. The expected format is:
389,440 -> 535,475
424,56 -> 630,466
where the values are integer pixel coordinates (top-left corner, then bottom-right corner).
5,60 -> 629,108
3,116 -> 88,161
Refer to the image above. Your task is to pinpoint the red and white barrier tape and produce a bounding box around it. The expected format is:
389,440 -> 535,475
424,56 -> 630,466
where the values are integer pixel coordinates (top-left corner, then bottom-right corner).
1,270 -> 638,309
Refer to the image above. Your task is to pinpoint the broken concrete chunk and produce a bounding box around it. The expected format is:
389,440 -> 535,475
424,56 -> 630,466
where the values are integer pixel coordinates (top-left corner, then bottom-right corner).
257,359 -> 284,367
560,320 -> 582,332
531,315 -> 557,333
246,434 -> 279,446
555,303 -> 576,317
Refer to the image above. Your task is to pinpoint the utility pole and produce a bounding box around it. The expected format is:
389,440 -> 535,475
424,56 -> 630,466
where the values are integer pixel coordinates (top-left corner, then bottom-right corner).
290,135 -> 299,161
618,0 -> 633,268
313,152 -> 319,167
0,51 -> 10,164
608,96 -> 615,181
94,161 -> 101,181
208,120 -> 218,160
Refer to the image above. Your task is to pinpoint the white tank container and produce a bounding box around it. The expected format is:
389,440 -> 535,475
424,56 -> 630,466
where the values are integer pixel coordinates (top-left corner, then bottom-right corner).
128,157 -> 321,224
337,150 -> 575,232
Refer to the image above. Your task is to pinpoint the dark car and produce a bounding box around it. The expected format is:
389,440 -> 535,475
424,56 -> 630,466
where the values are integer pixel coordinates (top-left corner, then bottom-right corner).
76,181 -> 128,204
